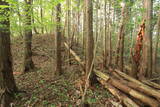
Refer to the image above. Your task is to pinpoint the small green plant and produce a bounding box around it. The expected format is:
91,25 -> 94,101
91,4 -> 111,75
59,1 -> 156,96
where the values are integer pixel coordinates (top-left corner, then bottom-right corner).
87,98 -> 97,104
43,100 -> 49,105
50,104 -> 56,107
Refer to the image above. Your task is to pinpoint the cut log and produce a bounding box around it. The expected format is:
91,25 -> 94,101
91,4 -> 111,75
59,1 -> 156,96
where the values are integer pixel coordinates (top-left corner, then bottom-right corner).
95,70 -> 160,107
98,78 -> 140,107
114,69 -> 160,100
142,80 -> 160,90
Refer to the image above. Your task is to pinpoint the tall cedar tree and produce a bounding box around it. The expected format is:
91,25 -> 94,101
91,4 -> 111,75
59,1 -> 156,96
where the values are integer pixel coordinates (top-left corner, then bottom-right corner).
153,13 -> 160,72
0,1 -> 17,106
85,0 -> 97,84
23,0 -> 35,72
140,0 -> 153,78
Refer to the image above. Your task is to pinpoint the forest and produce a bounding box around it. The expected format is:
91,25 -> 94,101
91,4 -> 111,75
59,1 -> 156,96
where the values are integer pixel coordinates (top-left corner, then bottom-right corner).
0,0 -> 160,107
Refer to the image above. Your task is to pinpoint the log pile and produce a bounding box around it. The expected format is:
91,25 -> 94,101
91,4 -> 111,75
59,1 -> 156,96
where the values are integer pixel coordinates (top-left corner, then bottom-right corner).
95,69 -> 160,107
63,42 -> 160,107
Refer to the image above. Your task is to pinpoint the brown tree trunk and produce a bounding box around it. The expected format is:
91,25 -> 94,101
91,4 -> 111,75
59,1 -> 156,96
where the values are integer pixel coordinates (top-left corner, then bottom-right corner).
24,0 -> 35,73
140,0 -> 153,79
55,3 -> 62,75
95,0 -> 99,42
108,0 -> 112,67
67,0 -> 71,65
85,0 -> 94,74
153,13 -> 160,73
40,0 -> 44,34
103,0 -> 107,68
32,0 -> 39,34
115,3 -> 128,72
85,0 -> 97,85
83,1 -> 86,70
0,1 -> 17,106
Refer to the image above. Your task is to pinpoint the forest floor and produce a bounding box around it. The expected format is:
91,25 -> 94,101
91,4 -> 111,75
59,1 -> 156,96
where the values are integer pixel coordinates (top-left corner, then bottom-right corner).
11,34 -> 117,107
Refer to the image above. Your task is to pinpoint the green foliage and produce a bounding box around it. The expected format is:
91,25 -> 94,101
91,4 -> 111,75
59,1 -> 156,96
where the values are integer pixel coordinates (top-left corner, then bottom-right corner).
87,98 -> 97,104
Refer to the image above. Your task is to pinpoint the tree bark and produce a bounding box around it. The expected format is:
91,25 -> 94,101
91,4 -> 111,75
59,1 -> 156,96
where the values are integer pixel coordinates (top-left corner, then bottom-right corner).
115,4 -> 128,72
66,0 -> 71,65
0,1 -> 17,106
83,1 -> 86,70
85,0 -> 94,74
24,0 -> 35,73
85,0 -> 97,84
103,0 -> 107,68
95,0 -> 99,42
55,3 -> 62,75
140,0 -> 153,78
40,0 -> 44,34
153,13 -> 160,73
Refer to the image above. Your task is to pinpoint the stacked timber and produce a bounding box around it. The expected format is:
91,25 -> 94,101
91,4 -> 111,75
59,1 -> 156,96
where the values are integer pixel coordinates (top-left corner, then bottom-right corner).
95,69 -> 160,107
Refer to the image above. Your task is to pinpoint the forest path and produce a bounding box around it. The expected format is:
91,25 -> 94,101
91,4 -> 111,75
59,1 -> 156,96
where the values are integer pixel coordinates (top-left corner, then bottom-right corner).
11,34 -> 115,107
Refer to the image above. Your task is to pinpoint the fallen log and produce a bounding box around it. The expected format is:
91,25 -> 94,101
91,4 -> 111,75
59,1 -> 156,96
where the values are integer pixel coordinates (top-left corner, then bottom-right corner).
95,70 -> 160,107
142,80 -> 160,90
98,78 -> 140,107
63,42 -> 160,107
114,69 -> 160,100
64,42 -> 84,66
111,70 -> 160,101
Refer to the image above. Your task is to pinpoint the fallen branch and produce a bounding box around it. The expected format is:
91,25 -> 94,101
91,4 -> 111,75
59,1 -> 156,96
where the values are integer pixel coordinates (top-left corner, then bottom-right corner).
64,42 -> 84,66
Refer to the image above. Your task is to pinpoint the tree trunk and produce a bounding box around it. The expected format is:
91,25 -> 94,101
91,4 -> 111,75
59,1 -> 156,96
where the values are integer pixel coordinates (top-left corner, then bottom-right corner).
32,0 -> 39,34
85,0 -> 97,85
55,3 -> 62,75
0,1 -> 17,106
108,0 -> 112,66
83,1 -> 86,69
17,0 -> 23,37
40,0 -> 44,34
103,0 -> 107,68
153,13 -> 160,73
24,0 -> 35,73
95,0 -> 99,42
115,3 -> 128,72
140,0 -> 153,78
67,0 -> 71,65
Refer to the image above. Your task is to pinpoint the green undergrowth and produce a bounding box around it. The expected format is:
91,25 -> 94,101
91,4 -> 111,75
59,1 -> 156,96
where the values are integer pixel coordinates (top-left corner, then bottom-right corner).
12,35 -> 114,107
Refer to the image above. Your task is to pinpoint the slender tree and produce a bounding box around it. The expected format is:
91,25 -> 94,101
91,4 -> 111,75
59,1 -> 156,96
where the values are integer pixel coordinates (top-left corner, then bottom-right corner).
85,0 -> 96,84
40,0 -> 44,34
95,0 -> 99,42
108,0 -> 112,66
55,3 -> 62,75
103,0 -> 107,68
67,0 -> 71,65
140,0 -> 153,78
86,0 -> 93,74
23,0 -> 35,72
153,13 -> 160,73
0,1 -> 17,106
115,2 -> 128,72
83,1 -> 86,69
